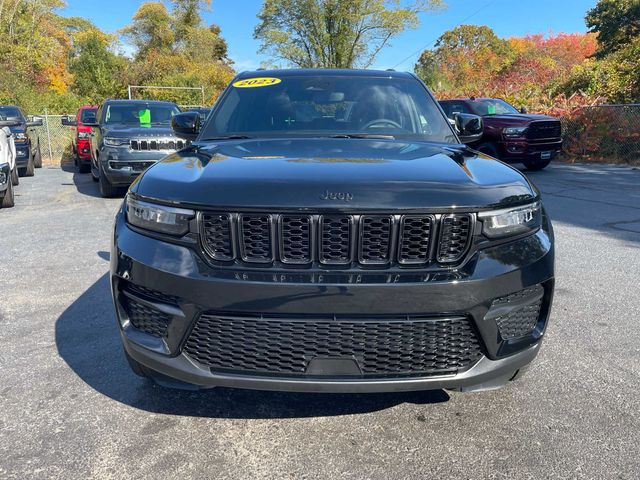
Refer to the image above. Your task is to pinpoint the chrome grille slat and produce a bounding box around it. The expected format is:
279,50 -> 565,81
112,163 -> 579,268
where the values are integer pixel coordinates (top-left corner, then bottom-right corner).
199,212 -> 474,267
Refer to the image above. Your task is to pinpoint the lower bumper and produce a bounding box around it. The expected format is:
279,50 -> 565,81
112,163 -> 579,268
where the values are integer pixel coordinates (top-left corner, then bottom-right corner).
100,150 -> 167,186
111,211 -> 555,392
499,140 -> 562,162
124,336 -> 541,393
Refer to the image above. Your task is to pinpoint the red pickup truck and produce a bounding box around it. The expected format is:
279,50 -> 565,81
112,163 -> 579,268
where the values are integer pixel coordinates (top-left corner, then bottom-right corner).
439,98 -> 562,171
62,106 -> 98,173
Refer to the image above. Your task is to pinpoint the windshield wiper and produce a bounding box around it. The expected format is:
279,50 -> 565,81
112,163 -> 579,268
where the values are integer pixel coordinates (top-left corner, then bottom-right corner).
203,135 -> 253,140
327,133 -> 395,139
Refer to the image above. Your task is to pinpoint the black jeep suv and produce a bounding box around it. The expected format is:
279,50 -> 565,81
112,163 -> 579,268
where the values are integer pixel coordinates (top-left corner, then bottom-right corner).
111,69 -> 555,393
87,100 -> 187,197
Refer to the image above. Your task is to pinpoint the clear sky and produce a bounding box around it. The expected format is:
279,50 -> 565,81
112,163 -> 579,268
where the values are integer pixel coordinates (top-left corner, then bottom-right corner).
58,0 -> 597,71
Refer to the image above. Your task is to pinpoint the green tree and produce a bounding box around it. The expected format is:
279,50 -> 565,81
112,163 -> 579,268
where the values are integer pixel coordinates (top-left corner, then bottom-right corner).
586,0 -> 640,58
414,25 -> 514,91
171,0 -> 212,42
69,29 -> 127,102
120,2 -> 175,58
254,0 -> 444,68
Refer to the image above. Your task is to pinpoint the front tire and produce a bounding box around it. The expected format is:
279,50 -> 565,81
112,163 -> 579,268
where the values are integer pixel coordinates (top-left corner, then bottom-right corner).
1,180 -> 15,208
11,168 -> 19,186
18,155 -> 35,177
34,144 -> 42,168
99,167 -> 119,197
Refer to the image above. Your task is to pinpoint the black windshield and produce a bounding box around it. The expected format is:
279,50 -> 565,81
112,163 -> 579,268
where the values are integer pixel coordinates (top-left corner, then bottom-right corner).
202,75 -> 456,143
80,108 -> 97,124
103,103 -> 180,126
0,106 -> 25,122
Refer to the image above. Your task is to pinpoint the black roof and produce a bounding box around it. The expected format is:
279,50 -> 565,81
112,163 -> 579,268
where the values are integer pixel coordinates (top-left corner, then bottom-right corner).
236,68 -> 414,80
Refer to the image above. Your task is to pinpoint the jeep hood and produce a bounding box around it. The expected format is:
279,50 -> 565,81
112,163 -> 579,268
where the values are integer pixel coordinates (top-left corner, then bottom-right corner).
133,138 -> 537,210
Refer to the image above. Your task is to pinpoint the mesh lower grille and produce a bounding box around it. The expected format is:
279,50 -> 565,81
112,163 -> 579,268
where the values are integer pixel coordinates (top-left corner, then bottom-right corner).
492,285 -> 544,339
124,282 -> 179,305
183,314 -> 483,377
122,296 -> 170,337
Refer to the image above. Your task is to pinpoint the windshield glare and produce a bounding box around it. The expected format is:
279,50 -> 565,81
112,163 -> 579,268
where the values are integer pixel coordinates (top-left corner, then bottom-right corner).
104,103 -> 180,126
469,99 -> 519,116
203,76 -> 456,143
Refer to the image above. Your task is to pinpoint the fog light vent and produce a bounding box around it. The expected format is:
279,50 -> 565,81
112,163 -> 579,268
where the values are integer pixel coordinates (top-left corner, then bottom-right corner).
488,285 -> 544,340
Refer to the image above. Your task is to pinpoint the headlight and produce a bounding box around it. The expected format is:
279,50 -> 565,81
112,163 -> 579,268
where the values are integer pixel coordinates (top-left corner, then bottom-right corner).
104,137 -> 129,147
78,131 -> 92,139
479,202 -> 541,238
13,133 -> 27,142
125,195 -> 194,236
503,126 -> 528,137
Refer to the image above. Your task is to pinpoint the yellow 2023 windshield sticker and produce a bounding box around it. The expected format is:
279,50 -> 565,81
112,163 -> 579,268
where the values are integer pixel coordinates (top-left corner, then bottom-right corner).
233,77 -> 281,88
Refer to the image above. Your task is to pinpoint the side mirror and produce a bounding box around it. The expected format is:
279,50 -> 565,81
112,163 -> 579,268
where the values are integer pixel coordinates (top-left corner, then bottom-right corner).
0,116 -> 22,127
171,112 -> 201,140
520,107 -> 527,114
61,116 -> 77,127
454,113 -> 483,144
27,116 -> 43,127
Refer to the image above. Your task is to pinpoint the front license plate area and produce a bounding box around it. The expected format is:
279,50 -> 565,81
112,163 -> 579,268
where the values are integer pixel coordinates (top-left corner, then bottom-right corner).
540,151 -> 552,160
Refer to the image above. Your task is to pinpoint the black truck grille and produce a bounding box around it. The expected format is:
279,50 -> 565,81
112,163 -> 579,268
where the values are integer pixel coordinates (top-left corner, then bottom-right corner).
199,212 -> 472,268
492,285 -> 544,340
183,313 -> 483,377
526,121 -> 562,140
121,296 -> 170,337
130,138 -> 186,151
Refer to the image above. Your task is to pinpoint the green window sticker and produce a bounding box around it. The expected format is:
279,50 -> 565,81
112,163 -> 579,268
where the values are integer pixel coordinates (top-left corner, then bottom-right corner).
139,108 -> 151,126
487,104 -> 496,115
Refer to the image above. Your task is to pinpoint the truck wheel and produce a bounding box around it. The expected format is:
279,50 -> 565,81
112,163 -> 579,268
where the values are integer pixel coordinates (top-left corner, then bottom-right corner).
1,180 -> 15,208
34,145 -> 42,168
11,168 -> 19,186
523,159 -> 551,171
99,167 -> 119,198
476,143 -> 499,159
19,156 -> 35,177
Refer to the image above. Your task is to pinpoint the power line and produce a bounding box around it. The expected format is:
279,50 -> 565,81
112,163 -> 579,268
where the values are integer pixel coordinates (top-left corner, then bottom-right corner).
391,0 -> 501,70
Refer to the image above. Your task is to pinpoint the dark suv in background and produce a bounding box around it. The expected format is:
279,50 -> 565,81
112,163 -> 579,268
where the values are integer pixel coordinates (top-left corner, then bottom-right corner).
439,98 -> 562,170
87,100 -> 187,197
111,69 -> 555,394
0,105 -> 43,177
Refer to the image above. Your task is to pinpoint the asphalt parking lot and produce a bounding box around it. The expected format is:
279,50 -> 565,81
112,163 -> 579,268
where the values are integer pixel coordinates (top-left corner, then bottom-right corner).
1,162 -> 639,479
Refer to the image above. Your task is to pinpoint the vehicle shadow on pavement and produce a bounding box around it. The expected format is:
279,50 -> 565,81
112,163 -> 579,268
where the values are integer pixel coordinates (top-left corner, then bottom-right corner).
55,272 -> 450,419
61,163 -> 108,199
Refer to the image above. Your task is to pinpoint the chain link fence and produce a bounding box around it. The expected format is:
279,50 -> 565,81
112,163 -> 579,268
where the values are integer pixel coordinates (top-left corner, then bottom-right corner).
563,104 -> 640,164
33,114 -> 75,164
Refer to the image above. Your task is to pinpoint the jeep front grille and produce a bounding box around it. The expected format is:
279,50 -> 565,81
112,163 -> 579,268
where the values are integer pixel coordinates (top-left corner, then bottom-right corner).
129,138 -> 186,151
199,212 -> 473,268
183,313 -> 483,377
